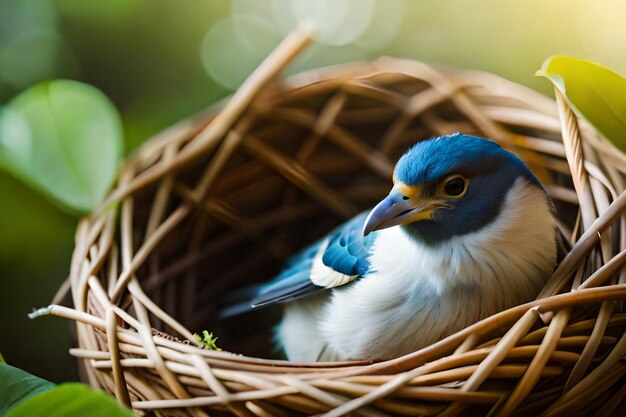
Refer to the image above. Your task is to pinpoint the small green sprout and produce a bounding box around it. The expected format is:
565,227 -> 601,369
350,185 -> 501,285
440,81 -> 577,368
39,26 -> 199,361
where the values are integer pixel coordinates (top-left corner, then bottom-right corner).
193,330 -> 222,351
0,352 -> 5,364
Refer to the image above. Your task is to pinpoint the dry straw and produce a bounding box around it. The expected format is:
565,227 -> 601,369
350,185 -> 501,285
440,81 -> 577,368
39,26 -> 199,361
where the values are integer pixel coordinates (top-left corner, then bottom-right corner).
37,26 -> 626,416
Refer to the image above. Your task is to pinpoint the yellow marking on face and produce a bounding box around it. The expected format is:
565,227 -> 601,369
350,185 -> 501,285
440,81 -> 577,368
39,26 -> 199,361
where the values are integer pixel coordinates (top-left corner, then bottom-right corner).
395,181 -> 423,201
404,207 -> 435,223
393,181 -> 447,225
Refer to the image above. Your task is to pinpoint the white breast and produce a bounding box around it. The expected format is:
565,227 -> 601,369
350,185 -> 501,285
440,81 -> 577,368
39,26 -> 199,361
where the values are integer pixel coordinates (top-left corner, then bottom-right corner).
315,178 -> 557,360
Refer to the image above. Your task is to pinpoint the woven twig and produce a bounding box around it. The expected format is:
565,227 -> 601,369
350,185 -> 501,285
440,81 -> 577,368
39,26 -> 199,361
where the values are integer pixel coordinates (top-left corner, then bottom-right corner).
38,26 -> 626,417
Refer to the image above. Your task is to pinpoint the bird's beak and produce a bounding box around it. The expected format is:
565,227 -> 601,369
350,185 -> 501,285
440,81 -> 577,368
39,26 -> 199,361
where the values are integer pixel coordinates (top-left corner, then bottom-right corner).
363,188 -> 437,236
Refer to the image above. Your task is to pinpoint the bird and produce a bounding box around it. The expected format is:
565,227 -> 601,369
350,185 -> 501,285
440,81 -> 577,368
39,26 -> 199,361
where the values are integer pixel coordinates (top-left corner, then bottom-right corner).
221,133 -> 557,362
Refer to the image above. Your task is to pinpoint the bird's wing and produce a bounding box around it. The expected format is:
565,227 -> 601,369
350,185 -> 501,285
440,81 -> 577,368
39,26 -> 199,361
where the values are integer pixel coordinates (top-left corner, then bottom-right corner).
250,212 -> 374,309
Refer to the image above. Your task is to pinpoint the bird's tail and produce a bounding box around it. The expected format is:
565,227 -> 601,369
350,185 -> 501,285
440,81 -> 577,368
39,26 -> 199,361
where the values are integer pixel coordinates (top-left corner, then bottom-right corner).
216,284 -> 262,319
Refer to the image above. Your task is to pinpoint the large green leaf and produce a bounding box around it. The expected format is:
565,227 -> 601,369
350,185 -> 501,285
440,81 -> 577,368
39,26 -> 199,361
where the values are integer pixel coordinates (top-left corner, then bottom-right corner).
0,364 -> 55,417
7,383 -> 135,417
537,55 -> 626,152
0,80 -> 123,213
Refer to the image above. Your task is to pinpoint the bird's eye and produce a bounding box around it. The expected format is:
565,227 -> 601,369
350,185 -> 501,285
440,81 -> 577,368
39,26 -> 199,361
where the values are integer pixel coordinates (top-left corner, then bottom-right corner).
442,175 -> 468,197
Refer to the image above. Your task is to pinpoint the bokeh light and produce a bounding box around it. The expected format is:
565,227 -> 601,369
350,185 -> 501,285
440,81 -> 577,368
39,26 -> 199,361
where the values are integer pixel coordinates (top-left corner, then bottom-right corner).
287,0 -> 375,46
201,15 -> 281,90
0,0 -> 76,98
354,0 -> 404,51
207,0 -> 407,89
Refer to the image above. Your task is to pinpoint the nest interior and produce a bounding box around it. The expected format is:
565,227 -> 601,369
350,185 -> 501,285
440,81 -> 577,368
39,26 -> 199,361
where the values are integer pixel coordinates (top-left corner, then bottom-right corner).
57,50 -> 626,417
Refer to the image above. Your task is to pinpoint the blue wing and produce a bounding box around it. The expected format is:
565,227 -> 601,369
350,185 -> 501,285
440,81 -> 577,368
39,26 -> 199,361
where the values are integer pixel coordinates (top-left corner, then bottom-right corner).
321,213 -> 372,276
248,212 -> 376,309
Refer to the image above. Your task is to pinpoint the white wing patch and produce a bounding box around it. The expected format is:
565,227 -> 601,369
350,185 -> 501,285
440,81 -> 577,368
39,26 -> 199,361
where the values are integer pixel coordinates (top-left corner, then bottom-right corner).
309,239 -> 358,288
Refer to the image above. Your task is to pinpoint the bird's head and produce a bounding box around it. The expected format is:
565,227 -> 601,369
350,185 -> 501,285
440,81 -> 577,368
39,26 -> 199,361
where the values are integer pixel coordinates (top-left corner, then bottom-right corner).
363,133 -> 546,242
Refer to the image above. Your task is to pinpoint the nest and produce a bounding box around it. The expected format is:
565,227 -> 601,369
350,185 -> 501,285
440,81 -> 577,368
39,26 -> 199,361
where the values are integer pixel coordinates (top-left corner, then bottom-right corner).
48,28 -> 626,417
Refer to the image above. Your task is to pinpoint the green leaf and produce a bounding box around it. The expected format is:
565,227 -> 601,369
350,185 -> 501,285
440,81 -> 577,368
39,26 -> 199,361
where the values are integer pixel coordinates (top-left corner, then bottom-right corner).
0,365 -> 133,417
7,383 -> 135,417
537,55 -> 626,152
194,330 -> 222,351
0,353 -> 5,364
0,363 -> 55,417
0,80 -> 123,213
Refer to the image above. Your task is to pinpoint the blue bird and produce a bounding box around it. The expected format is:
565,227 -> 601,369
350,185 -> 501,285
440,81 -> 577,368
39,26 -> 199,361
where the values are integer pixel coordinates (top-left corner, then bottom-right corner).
223,133 -> 557,361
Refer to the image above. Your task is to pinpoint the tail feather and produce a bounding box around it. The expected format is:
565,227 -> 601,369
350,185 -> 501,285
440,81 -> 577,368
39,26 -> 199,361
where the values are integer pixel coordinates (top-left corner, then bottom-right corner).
218,301 -> 257,319
216,284 -> 262,318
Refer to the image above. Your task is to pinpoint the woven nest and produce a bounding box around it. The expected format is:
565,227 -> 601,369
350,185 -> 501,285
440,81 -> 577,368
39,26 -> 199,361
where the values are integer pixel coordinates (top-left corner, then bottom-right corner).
48,29 -> 626,417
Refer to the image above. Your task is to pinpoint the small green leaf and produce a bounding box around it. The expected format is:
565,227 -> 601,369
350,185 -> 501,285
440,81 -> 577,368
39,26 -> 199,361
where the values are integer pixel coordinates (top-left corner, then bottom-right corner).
194,330 -> 222,351
0,363 -> 55,417
0,353 -> 5,364
537,55 -> 626,152
0,80 -> 123,213
7,383 -> 135,417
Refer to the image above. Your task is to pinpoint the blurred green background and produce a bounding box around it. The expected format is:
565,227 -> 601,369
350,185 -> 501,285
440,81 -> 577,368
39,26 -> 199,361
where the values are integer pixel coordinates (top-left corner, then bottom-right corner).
1,0 -> 625,383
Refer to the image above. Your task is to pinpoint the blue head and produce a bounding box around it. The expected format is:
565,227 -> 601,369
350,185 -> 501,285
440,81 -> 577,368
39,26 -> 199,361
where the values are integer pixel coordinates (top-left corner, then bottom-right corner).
363,133 -> 546,242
